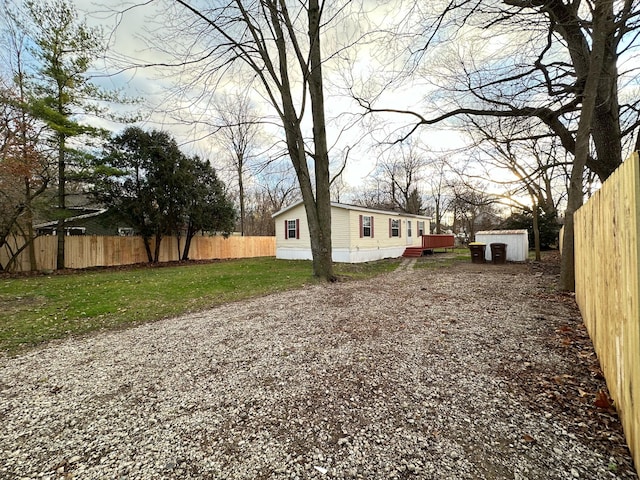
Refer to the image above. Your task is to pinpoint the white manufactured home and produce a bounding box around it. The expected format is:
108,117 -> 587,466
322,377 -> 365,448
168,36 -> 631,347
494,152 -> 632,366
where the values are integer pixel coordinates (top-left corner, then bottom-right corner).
272,201 -> 431,263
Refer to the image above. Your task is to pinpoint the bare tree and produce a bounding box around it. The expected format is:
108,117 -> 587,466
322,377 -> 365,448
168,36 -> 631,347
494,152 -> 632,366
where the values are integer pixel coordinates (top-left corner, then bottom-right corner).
560,0 -> 614,290
356,142 -> 429,213
215,91 -> 263,237
0,86 -> 50,272
330,173 -> 350,204
361,0 -> 639,180
129,0 -> 367,280
244,159 -> 300,236
462,117 -> 565,259
350,180 -> 389,210
425,159 -> 454,235
450,182 -> 501,242
356,0 -> 639,289
0,5 -> 51,272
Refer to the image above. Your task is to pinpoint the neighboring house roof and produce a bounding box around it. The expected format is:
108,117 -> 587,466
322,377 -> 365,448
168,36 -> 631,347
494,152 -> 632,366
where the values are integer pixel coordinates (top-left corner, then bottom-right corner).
34,208 -> 108,229
34,208 -> 138,236
272,200 -> 431,220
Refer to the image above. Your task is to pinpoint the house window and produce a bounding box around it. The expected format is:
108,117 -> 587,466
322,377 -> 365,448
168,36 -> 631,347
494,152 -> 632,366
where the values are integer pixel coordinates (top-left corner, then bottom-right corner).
37,226 -> 86,236
417,221 -> 425,236
359,215 -> 374,238
407,220 -> 412,237
66,227 -> 86,236
36,227 -> 55,236
285,219 -> 300,239
390,219 -> 401,237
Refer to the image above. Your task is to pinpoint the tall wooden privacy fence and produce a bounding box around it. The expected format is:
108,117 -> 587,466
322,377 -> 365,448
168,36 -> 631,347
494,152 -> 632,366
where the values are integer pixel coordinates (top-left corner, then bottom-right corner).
1,235 -> 276,272
574,152 -> 640,470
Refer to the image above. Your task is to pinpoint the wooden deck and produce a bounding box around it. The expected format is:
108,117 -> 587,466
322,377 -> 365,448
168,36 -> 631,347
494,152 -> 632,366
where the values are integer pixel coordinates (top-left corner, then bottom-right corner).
402,234 -> 456,257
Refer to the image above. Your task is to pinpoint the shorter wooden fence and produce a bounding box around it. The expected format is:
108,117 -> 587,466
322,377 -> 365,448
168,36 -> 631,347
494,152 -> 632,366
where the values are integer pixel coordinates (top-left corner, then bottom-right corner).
1,235 -> 276,272
574,153 -> 640,470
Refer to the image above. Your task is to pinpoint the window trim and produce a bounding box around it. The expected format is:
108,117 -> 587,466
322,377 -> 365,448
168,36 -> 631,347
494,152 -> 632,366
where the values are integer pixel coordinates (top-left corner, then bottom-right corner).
389,218 -> 401,238
359,214 -> 374,238
285,219 -> 300,240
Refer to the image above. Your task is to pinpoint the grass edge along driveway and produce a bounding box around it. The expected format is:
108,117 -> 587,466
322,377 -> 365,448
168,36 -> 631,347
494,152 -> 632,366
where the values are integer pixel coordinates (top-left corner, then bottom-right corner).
0,257 -> 407,355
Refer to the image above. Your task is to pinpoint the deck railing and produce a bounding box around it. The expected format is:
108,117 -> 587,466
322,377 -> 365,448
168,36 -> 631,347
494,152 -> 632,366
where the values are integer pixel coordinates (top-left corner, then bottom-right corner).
421,234 -> 455,250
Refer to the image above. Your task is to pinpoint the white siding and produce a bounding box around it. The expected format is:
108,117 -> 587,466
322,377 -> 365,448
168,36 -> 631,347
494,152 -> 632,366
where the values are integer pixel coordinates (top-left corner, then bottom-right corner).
331,208 -> 351,249
348,211 -> 424,249
273,201 -> 431,263
274,203 -> 310,260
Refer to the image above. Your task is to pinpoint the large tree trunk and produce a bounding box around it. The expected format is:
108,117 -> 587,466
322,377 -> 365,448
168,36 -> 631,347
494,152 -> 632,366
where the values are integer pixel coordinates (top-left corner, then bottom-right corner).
153,231 -> 162,263
532,204 -> 541,262
306,0 -> 335,281
56,219 -> 65,269
590,57 -> 621,180
541,0 -> 622,182
24,180 -> 38,271
56,124 -> 66,270
182,223 -> 196,261
238,161 -> 245,237
182,233 -> 193,261
26,218 -> 37,271
142,236 -> 153,263
269,0 -> 335,281
173,0 -> 336,280
559,0 -> 612,291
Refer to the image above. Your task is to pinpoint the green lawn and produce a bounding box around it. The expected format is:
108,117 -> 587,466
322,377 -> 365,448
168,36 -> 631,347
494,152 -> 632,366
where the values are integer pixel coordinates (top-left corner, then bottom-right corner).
413,248 -> 471,269
0,257 -> 400,354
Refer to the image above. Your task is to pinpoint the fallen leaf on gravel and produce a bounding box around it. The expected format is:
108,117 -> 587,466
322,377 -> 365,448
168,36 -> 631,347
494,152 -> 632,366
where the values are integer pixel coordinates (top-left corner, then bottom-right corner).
595,389 -> 612,409
552,374 -> 573,384
522,434 -> 536,443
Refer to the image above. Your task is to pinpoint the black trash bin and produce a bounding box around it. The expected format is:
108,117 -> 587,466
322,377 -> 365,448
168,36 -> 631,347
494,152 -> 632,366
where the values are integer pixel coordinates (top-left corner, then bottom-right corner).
469,242 -> 486,264
490,243 -> 507,264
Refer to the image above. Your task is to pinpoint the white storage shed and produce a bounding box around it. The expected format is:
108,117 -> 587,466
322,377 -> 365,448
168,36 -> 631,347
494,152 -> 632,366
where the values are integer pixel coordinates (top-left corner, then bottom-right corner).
475,230 -> 529,262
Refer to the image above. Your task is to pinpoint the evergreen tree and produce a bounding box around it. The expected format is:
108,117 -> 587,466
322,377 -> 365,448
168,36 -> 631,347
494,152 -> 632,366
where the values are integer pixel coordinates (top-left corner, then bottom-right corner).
25,0 -> 131,268
94,127 -> 235,263
180,156 -> 236,260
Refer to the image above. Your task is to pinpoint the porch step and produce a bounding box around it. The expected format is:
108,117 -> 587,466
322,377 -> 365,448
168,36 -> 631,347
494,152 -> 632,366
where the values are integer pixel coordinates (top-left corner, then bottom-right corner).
402,247 -> 425,258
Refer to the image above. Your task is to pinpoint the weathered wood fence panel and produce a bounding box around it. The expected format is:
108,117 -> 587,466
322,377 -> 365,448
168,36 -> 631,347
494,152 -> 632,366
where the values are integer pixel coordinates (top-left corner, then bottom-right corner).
574,152 -> 640,470
0,236 -> 57,272
1,235 -> 276,272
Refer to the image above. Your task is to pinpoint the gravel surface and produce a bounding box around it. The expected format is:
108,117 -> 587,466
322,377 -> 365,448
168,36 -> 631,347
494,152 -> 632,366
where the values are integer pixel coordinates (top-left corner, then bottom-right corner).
1,256 -> 637,479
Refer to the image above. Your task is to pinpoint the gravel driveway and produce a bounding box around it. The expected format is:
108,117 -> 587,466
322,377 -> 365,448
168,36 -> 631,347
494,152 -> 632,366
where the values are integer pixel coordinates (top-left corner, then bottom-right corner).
1,256 -> 637,479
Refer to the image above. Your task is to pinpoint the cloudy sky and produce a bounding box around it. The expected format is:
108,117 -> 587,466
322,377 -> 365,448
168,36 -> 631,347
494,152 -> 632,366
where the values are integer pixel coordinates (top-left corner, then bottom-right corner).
74,0 -> 465,191
71,0 -> 640,204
